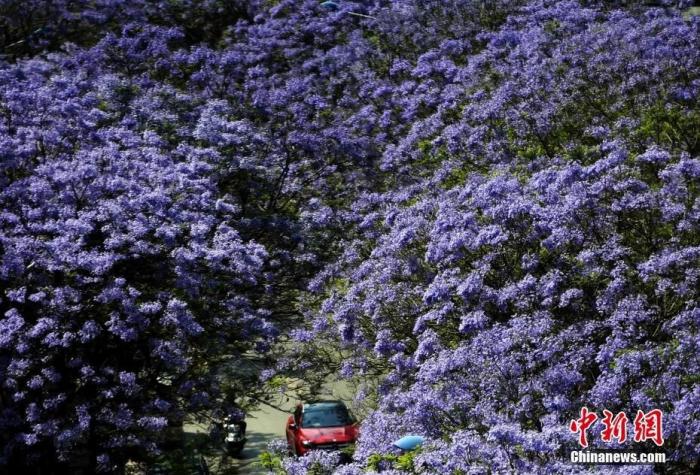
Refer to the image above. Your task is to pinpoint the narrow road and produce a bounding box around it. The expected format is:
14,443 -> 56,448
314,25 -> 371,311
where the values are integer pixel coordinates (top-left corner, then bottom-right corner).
184,380 -> 354,474
234,399 -> 293,474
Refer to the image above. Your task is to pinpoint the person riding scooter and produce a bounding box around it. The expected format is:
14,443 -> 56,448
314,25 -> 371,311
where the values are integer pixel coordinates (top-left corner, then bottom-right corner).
222,408 -> 247,457
210,405 -> 247,457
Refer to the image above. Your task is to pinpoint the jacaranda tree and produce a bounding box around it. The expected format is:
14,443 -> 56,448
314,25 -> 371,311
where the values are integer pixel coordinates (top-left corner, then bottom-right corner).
1,0 -> 700,474
295,1 -> 700,474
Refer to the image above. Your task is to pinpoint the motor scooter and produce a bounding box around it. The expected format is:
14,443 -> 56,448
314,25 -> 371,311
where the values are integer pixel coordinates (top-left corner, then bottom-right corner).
223,417 -> 247,457
210,414 -> 247,458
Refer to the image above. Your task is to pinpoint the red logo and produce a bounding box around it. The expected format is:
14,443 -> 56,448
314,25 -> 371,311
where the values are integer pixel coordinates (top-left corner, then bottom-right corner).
569,407 -> 598,448
600,410 -> 628,444
569,408 -> 664,448
633,409 -> 664,447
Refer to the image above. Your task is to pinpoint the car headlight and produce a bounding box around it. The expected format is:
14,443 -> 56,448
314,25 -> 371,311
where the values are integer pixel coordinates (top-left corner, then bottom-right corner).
301,440 -> 313,447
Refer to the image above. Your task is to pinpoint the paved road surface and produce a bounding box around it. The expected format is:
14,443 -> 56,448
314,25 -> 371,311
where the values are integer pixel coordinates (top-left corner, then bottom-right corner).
233,398 -> 293,474
185,380 -> 354,474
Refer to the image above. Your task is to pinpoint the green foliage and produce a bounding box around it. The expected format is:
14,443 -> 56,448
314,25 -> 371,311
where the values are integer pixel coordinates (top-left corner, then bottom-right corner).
634,102 -> 700,154
365,449 -> 420,473
340,443 -> 356,459
258,450 -> 286,475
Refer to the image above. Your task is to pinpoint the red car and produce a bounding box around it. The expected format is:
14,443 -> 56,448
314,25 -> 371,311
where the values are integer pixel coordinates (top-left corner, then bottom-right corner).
286,400 -> 358,456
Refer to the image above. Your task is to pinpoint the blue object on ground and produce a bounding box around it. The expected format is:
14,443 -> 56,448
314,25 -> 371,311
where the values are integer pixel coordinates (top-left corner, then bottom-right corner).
320,1 -> 339,10
393,435 -> 425,451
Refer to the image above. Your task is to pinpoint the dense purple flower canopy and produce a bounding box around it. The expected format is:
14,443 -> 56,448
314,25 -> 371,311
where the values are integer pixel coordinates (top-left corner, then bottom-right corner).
1,0 -> 700,473
0,23 -> 275,472
297,1 -> 700,473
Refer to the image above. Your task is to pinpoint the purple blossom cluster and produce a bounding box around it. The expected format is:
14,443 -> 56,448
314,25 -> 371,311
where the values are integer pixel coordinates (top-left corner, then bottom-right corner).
0,2 -> 303,470
282,449 -> 342,475
1,0 -> 699,473
0,36 -> 275,466
300,1 -> 700,474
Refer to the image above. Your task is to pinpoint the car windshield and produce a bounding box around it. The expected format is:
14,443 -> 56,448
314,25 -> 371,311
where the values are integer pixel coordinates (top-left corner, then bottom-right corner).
301,404 -> 352,428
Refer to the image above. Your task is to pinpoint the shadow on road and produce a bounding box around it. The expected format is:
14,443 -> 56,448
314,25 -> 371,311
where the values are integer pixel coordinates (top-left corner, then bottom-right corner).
230,430 -> 281,474
230,402 -> 290,474
239,430 -> 281,460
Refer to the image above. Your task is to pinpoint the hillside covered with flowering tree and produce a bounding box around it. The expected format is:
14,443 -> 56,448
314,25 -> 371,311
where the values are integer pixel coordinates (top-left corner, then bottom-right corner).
1,0 -> 699,474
